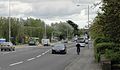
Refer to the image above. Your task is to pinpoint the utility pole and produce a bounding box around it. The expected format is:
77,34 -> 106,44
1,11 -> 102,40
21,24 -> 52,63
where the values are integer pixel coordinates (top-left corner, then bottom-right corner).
44,23 -> 47,39
88,5 -> 89,28
8,0 -> 11,42
88,5 -> 90,49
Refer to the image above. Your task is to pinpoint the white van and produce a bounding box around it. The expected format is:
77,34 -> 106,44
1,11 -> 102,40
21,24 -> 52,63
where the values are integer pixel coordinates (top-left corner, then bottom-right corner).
41,39 -> 50,46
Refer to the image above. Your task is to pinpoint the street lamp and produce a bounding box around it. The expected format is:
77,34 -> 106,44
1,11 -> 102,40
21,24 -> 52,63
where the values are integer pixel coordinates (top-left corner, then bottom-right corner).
8,0 -> 11,42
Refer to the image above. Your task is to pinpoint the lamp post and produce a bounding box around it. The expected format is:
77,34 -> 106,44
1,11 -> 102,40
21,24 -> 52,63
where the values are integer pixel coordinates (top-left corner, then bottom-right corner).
8,0 -> 11,42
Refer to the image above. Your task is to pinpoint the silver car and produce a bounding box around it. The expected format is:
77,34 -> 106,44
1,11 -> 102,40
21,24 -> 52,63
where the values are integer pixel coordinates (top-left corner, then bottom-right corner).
0,42 -> 15,51
52,43 -> 67,54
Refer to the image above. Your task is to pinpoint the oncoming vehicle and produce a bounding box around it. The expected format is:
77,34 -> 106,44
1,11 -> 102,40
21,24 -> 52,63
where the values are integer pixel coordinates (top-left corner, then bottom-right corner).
52,43 -> 67,54
0,42 -> 15,51
77,37 -> 85,47
28,37 -> 39,46
41,39 -> 50,46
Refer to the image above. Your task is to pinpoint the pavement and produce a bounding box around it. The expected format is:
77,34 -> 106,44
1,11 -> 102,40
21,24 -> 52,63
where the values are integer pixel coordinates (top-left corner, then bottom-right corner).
65,42 -> 102,70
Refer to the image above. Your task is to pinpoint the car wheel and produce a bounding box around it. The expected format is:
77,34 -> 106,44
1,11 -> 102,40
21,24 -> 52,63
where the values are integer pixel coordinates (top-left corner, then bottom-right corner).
1,48 -> 3,51
52,51 -> 55,54
13,48 -> 15,51
9,48 -> 11,51
63,51 -> 66,54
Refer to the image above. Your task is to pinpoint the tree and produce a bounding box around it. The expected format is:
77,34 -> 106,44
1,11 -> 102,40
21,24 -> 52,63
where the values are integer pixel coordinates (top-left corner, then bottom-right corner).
51,21 -> 74,40
66,20 -> 79,36
101,0 -> 120,42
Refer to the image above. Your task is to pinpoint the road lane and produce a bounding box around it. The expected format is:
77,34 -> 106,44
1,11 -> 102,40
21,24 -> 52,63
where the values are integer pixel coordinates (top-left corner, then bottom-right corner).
0,46 -> 50,69
4,47 -> 80,70
0,43 -> 78,70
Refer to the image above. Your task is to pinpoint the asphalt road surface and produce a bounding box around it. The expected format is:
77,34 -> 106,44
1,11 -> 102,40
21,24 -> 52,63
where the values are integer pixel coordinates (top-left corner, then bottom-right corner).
0,43 -> 82,70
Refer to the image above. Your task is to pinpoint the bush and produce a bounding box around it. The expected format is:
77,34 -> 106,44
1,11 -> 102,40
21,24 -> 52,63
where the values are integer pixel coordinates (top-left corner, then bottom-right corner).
105,49 -> 120,63
95,43 -> 115,54
95,53 -> 101,62
94,42 -> 120,62
94,37 -> 112,46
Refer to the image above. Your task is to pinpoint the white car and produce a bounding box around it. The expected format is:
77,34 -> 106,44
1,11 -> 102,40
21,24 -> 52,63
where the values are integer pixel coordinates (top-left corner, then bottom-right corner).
41,39 -> 50,46
0,42 -> 15,51
77,37 -> 85,47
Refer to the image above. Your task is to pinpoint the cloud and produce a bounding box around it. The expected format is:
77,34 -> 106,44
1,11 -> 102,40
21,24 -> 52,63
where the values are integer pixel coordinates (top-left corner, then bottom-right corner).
0,0 -> 101,28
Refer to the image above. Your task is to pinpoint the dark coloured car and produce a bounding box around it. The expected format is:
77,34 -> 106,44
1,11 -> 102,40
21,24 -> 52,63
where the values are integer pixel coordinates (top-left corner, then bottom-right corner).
52,43 -> 67,54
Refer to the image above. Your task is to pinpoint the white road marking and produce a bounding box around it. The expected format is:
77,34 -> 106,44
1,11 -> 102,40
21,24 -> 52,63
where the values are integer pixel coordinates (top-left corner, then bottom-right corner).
27,58 -> 35,61
9,61 -> 23,66
36,49 -> 51,58
36,55 -> 42,58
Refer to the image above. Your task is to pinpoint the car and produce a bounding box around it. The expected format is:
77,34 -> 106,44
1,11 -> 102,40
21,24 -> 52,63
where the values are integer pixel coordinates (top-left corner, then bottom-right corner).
85,39 -> 89,44
41,39 -> 50,46
0,42 -> 15,51
29,40 -> 36,45
77,37 -> 85,47
28,37 -> 39,46
52,43 -> 67,54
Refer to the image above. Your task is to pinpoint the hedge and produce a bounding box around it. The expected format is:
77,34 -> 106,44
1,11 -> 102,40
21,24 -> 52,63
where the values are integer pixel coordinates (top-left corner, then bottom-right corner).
94,37 -> 113,46
94,42 -> 120,62
95,43 -> 120,54
105,49 -> 120,63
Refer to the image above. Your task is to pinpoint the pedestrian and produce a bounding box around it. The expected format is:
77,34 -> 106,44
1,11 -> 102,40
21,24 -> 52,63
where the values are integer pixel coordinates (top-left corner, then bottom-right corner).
76,42 -> 81,55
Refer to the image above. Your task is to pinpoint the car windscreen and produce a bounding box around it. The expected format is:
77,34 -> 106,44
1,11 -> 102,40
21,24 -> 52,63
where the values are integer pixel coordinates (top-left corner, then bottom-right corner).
54,44 -> 65,48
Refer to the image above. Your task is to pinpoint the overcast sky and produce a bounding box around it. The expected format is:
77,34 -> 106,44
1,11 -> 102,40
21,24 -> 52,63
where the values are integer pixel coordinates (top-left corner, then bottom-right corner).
0,0 -> 101,28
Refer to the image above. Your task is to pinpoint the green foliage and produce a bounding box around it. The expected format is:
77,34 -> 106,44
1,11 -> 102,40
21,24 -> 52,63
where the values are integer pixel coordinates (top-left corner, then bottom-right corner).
95,43 -> 115,54
66,20 -> 79,35
51,21 -> 74,40
95,53 -> 101,62
94,37 -> 113,46
105,49 -> 120,63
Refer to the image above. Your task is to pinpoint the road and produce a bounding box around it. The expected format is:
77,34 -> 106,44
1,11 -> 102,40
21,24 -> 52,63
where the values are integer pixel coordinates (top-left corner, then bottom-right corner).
0,43 -> 82,70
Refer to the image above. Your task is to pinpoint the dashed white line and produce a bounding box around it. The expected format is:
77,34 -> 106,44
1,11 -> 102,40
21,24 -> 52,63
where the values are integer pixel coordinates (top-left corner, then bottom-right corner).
8,49 -> 51,67
36,55 -> 42,58
36,49 -> 51,58
27,58 -> 35,61
9,61 -> 23,66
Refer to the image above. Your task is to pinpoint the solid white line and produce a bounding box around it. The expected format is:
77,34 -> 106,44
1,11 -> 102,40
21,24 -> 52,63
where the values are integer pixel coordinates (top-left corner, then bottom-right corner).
9,61 -> 23,66
27,58 -> 35,61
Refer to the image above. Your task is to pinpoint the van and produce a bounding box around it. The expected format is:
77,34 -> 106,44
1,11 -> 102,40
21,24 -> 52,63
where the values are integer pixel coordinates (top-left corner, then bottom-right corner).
41,39 -> 50,46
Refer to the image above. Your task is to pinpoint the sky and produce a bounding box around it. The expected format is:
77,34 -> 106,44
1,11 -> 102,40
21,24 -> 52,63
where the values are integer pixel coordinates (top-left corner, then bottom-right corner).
0,0 -> 101,28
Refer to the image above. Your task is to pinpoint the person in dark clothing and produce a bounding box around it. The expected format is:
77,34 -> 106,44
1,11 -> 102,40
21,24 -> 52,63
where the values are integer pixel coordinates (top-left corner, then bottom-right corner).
76,43 -> 81,55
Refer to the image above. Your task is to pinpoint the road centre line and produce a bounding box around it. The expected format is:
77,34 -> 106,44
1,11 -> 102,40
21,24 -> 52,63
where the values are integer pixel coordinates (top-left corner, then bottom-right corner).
36,49 -> 51,58
9,61 -> 23,66
27,58 -> 36,61
36,55 -> 42,58
8,49 -> 51,67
